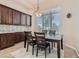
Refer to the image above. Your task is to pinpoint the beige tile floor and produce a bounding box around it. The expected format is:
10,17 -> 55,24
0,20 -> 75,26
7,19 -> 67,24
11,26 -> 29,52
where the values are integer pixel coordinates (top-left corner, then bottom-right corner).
64,45 -> 78,58
0,42 -> 78,58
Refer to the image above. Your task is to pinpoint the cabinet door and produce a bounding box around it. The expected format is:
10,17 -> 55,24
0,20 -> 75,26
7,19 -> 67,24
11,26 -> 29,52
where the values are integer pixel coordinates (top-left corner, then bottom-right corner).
14,32 -> 24,43
21,13 -> 27,25
1,6 -> 9,24
26,15 -> 32,26
14,33 -> 20,43
19,32 -> 25,41
0,5 -> 1,24
13,10 -> 21,25
8,9 -> 13,24
6,34 -> 14,47
0,35 -> 7,48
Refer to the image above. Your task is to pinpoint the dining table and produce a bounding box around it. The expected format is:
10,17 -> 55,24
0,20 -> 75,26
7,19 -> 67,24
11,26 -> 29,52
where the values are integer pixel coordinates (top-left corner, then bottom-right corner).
24,34 -> 63,58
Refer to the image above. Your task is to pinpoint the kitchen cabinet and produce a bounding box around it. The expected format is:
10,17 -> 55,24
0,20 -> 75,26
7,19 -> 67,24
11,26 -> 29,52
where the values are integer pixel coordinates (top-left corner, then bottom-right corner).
13,10 -> 21,25
0,5 -> 1,23
0,4 -> 32,26
21,13 -> 27,25
14,32 -> 24,43
8,9 -> 13,24
1,6 -> 9,24
0,32 -> 25,49
26,15 -> 32,26
0,34 -> 14,49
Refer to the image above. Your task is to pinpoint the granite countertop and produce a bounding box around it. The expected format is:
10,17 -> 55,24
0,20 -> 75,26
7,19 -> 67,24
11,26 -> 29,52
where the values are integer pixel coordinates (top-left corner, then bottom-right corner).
0,30 -> 32,34
0,31 -> 24,34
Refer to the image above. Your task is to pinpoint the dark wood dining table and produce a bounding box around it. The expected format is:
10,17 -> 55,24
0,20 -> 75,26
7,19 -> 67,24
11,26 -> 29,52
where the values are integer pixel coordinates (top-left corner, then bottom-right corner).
24,34 -> 63,58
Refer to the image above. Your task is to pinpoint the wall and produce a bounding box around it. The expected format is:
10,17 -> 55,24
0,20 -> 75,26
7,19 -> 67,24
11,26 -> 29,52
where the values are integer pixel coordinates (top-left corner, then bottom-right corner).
40,0 -> 79,55
75,0 -> 79,55
61,0 -> 76,48
39,0 -> 76,48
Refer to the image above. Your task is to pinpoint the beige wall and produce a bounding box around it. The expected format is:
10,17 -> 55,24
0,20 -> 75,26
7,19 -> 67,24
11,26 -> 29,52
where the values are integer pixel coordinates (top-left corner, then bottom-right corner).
40,0 -> 79,55
40,0 -> 76,47
75,0 -> 79,55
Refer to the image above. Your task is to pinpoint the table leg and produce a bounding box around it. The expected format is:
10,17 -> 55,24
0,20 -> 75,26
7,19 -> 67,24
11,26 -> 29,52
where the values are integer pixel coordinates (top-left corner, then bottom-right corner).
52,42 -> 53,49
24,38 -> 26,48
57,41 -> 60,58
61,38 -> 63,49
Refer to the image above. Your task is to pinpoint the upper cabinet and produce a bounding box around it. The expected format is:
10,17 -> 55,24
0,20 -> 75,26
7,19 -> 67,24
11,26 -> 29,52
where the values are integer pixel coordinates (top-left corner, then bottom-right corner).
0,5 -> 1,24
13,10 -> 21,25
1,6 -> 9,24
8,9 -> 13,24
21,13 -> 27,25
0,4 -> 32,26
26,15 -> 32,26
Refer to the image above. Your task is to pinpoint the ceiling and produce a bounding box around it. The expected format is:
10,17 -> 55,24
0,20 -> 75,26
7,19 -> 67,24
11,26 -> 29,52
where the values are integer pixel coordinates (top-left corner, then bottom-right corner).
13,0 -> 45,11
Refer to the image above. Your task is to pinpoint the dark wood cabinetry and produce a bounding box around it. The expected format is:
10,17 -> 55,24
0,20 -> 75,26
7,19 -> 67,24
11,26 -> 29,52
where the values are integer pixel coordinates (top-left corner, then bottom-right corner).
6,34 -> 15,47
0,5 -> 1,23
26,15 -> 32,26
21,13 -> 27,25
0,33 -> 15,49
0,34 -> 7,48
1,6 -> 9,24
0,32 -> 25,49
13,10 -> 21,25
8,9 -> 13,24
0,4 -> 32,26
14,32 -> 24,43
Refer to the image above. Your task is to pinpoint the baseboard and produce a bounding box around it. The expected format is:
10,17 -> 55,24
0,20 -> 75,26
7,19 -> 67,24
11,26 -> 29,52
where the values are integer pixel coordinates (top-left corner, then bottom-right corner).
64,43 -> 79,57
75,49 -> 79,57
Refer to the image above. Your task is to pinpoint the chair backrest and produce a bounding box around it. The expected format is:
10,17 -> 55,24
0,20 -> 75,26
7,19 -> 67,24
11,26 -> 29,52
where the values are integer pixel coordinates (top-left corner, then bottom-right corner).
24,31 -> 33,41
42,30 -> 47,35
34,32 -> 45,45
49,30 -> 56,36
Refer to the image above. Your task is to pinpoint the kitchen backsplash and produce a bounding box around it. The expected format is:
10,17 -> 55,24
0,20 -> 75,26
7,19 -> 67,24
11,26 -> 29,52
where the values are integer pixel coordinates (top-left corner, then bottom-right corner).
0,25 -> 31,33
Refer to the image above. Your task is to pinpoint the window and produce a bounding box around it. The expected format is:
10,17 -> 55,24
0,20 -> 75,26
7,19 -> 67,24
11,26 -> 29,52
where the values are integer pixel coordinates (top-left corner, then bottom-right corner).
36,8 -> 61,34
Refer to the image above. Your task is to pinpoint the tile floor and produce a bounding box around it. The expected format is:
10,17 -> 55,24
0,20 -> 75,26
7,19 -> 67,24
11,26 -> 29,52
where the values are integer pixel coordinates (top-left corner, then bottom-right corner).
0,42 -> 78,58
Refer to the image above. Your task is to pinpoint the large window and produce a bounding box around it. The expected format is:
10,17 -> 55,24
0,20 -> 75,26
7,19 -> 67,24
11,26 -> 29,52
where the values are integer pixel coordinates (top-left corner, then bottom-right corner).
36,8 -> 61,34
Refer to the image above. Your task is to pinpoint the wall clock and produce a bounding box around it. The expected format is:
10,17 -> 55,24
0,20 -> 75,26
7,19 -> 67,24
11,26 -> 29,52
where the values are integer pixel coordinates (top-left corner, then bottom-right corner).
67,13 -> 71,18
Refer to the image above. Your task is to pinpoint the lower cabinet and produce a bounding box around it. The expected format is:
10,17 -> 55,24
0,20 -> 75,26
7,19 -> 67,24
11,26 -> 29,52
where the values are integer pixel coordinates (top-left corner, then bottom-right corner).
14,32 -> 25,43
0,34 -> 15,49
0,34 -> 8,49
0,32 -> 25,49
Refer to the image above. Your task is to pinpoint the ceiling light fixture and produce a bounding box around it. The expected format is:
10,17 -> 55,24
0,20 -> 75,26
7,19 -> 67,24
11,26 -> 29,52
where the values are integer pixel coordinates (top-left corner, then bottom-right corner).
34,0 -> 42,16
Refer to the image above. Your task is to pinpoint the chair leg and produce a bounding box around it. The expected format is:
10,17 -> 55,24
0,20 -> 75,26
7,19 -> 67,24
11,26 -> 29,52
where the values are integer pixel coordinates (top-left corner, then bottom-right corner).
26,43 -> 29,52
49,45 -> 51,53
36,45 -> 38,57
32,45 -> 34,55
45,48 -> 46,58
54,42 -> 55,47
52,42 -> 53,49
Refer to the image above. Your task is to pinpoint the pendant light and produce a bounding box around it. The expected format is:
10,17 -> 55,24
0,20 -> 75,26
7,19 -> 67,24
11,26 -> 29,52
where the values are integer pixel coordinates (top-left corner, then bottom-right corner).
35,0 -> 42,16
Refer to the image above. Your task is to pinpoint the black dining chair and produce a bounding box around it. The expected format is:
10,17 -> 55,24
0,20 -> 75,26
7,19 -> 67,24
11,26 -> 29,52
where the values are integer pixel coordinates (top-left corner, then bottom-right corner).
34,32 -> 51,58
24,31 -> 36,55
42,30 -> 47,35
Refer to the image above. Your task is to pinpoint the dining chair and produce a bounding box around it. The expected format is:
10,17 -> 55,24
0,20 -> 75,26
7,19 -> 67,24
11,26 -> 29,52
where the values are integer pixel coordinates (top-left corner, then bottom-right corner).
24,31 -> 36,55
34,32 -> 51,58
42,30 -> 47,35
49,30 -> 56,36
